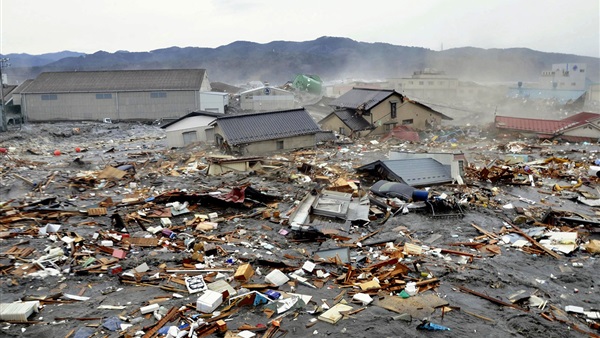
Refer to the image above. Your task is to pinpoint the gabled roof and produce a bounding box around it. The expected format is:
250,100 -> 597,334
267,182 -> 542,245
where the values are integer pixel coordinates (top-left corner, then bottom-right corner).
330,109 -> 372,131
357,158 -> 452,187
495,112 -> 600,134
330,88 -> 403,110
22,69 -> 207,94
160,111 -> 222,129
211,108 -> 321,145
2,85 -> 17,100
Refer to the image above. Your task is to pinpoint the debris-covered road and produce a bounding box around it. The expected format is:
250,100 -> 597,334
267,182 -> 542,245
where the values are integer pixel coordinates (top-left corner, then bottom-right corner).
1,122 -> 598,338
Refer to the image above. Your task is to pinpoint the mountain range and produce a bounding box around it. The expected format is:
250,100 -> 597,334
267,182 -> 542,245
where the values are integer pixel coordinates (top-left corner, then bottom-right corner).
2,36 -> 598,86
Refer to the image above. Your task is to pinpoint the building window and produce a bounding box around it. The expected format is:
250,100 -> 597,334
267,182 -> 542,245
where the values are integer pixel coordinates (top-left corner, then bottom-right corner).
408,81 -> 414,85
41,94 -> 57,100
150,92 -> 167,98
580,69 -> 585,72
428,81 -> 434,85
339,127 -> 346,135
390,102 -> 397,118
276,140 -> 284,150
571,82 -> 576,86
402,119 -> 413,125
439,81 -> 445,85
384,123 -> 396,132
419,81 -> 424,85
96,93 -> 112,99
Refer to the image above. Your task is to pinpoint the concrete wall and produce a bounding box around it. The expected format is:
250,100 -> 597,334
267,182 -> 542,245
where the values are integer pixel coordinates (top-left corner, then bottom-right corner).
23,90 -> 201,121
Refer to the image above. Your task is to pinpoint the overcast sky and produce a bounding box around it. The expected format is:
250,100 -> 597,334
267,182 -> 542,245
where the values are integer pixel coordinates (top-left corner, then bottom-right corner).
1,0 -> 599,57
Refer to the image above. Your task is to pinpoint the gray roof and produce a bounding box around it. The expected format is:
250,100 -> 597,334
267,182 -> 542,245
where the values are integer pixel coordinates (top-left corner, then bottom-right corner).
357,158 -> 452,187
330,88 -> 402,110
213,109 -> 321,145
22,69 -> 207,94
332,109 -> 372,131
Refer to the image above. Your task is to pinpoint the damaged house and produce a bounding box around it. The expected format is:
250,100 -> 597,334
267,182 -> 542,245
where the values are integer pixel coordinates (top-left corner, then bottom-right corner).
319,88 -> 452,138
18,69 -> 211,122
494,111 -> 600,142
160,111 -> 222,148
357,158 -> 454,187
209,108 -> 323,155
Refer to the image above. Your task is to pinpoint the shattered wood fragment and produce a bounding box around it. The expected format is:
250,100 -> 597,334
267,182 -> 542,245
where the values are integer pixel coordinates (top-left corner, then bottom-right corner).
508,222 -> 562,260
86,207 -> 107,216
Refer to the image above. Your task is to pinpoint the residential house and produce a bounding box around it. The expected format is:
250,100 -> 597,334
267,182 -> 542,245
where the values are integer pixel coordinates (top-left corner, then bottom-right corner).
209,108 -> 322,155
319,88 -> 452,138
19,69 -> 211,121
494,112 -> 600,142
160,111 -> 222,148
238,86 -> 296,111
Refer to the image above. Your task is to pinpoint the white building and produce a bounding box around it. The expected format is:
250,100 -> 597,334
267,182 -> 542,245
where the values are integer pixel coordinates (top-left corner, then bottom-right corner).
539,63 -> 587,90
238,86 -> 296,111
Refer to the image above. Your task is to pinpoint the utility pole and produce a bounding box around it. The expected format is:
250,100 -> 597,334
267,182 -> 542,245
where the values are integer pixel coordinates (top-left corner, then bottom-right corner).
0,57 -> 10,132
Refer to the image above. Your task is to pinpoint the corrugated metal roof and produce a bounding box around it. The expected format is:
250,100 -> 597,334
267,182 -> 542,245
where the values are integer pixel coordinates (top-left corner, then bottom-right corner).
333,109 -> 372,131
330,88 -> 401,110
495,112 -> 600,134
358,158 -> 452,187
495,116 -> 571,134
22,69 -> 207,93
214,108 -> 322,145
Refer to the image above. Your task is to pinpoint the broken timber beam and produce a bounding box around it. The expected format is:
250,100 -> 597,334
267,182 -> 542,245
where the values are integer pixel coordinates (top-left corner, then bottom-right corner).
457,285 -> 527,312
507,222 -> 562,260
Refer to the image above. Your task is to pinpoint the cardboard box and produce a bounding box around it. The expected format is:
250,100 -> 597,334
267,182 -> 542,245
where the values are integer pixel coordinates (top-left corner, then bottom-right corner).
234,263 -> 254,281
197,290 -> 223,313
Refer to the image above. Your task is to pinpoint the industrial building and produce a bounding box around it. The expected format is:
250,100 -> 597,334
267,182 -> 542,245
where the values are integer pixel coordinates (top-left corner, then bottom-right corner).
19,69 -> 212,121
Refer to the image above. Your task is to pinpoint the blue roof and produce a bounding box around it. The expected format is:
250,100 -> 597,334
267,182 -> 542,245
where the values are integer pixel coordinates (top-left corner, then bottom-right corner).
357,158 -> 452,187
507,88 -> 586,103
213,109 -> 322,145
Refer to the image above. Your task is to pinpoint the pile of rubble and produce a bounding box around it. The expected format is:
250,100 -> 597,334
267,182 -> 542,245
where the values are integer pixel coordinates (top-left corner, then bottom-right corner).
0,123 -> 598,338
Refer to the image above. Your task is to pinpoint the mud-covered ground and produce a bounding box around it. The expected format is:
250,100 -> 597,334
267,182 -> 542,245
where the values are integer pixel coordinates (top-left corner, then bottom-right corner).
0,122 -> 598,338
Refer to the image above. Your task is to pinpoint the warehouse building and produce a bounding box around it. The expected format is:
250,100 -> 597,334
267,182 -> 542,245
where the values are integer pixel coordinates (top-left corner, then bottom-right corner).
19,69 -> 211,121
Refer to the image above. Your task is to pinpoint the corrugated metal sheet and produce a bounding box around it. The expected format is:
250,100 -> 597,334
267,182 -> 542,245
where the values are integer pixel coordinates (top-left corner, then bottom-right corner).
495,116 -> 572,134
333,109 -> 372,131
22,69 -> 207,93
358,158 -> 452,187
495,112 -> 600,135
330,88 -> 399,110
214,109 -> 322,145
